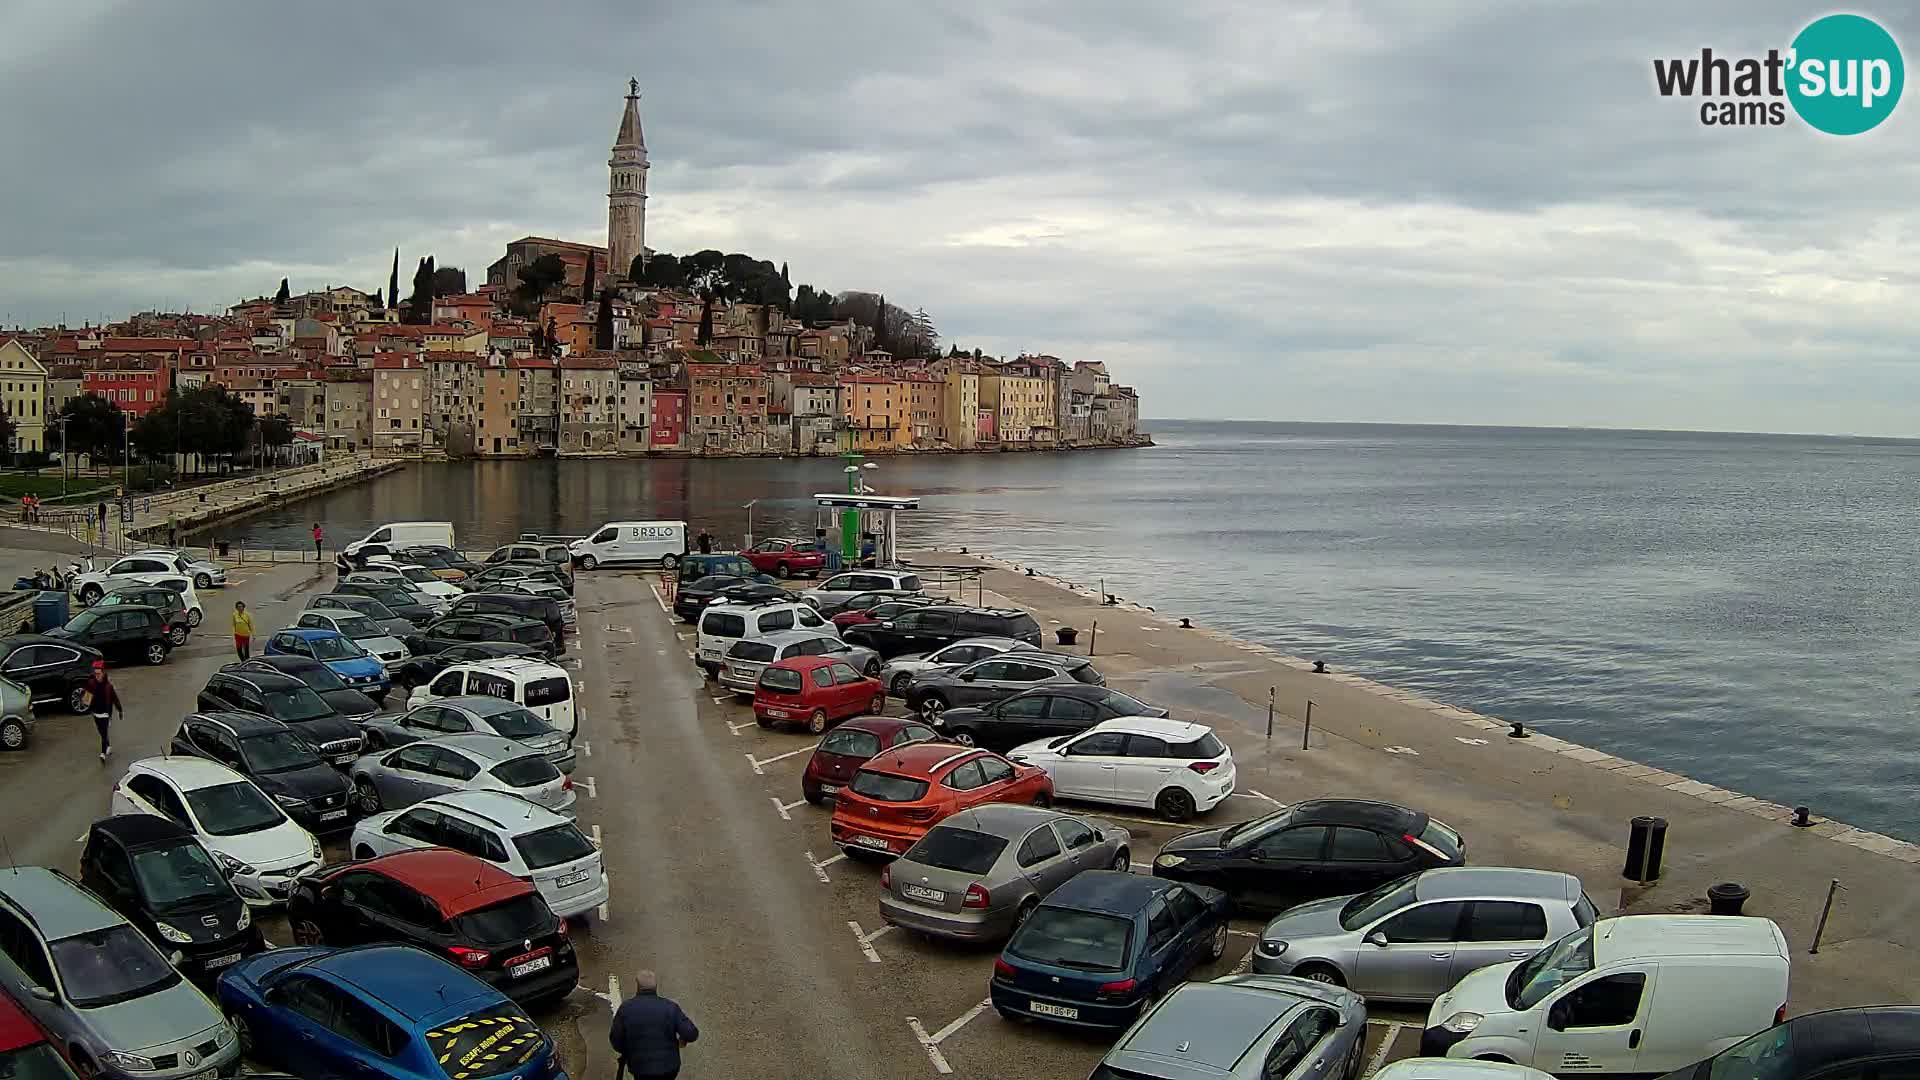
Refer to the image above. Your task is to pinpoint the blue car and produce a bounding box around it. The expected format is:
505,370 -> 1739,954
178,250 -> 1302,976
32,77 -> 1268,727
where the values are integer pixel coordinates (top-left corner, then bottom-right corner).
990,870 -> 1231,1030
219,944 -> 568,1080
265,628 -> 391,698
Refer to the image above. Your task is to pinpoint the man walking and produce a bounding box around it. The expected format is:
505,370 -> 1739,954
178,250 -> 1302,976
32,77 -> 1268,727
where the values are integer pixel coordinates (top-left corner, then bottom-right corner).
609,970 -> 697,1080
232,601 -> 254,660
81,661 -> 121,762
312,522 -> 324,562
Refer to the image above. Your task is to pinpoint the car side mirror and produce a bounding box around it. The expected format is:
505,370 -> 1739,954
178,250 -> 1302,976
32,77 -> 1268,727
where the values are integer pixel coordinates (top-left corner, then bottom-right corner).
958,672 -> 976,682
1364,930 -> 1389,947
1547,1001 -> 1570,1031
877,622 -> 895,630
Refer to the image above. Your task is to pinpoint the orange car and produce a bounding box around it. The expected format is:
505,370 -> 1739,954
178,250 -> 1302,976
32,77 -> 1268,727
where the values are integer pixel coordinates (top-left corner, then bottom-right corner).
830,742 -> 1054,859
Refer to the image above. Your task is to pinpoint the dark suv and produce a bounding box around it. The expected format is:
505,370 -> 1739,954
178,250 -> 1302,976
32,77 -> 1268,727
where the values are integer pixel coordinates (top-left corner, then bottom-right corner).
197,669 -> 366,765
447,593 -> 567,646
843,605 -> 1044,658
96,586 -> 195,645
47,605 -> 175,666
406,613 -> 557,658
168,711 -> 357,834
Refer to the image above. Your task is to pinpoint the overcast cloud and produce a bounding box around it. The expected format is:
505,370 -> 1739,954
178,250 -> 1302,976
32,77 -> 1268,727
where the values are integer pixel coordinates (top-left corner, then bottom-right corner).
1,1 -> 1915,435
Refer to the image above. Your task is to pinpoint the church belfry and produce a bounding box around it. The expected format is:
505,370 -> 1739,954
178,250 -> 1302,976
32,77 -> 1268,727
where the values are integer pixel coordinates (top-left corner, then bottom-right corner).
607,78 -> 649,284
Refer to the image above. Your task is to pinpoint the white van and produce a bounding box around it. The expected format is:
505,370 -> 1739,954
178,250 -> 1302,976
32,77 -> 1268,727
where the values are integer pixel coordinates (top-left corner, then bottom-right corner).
570,520 -> 687,570
1424,915 -> 1790,1076
695,599 -> 834,676
408,657 -> 579,738
343,521 -> 457,560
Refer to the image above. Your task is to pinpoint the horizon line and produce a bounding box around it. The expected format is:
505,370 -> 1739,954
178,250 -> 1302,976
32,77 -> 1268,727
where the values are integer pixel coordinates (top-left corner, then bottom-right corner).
1140,417 -> 1920,443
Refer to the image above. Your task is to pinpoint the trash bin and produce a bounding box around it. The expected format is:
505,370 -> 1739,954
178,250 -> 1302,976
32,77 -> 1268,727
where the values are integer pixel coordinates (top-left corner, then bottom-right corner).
32,591 -> 68,633
216,540 -> 230,557
1056,627 -> 1079,646
1707,882 -> 1751,916
1623,816 -> 1668,882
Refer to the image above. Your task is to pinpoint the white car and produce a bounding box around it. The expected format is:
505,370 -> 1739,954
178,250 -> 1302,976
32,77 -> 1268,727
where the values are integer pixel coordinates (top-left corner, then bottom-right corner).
134,548 -> 229,590
359,561 -> 464,601
1008,717 -> 1237,821
349,790 -> 609,919
879,636 -> 1028,695
72,553 -> 220,606
110,756 -> 323,907
694,599 -> 834,676
799,569 -> 924,609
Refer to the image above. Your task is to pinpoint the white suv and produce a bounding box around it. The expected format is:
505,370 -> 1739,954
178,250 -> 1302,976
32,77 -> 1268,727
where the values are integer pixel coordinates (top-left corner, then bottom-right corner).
799,570 -> 924,609
695,599 -> 833,677
1007,717 -> 1235,822
349,790 -> 609,919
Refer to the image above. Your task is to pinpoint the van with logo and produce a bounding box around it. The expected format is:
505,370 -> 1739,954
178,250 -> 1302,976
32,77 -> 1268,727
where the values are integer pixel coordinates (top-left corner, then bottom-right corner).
408,657 -> 578,739
341,522 -> 457,563
569,520 -> 687,570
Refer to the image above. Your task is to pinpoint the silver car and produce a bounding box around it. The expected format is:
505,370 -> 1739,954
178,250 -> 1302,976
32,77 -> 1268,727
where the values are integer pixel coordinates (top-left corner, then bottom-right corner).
0,675 -> 31,751
363,695 -> 576,773
878,804 -> 1131,941
1095,974 -> 1367,1080
878,636 -> 1027,696
1250,866 -> 1595,1002
350,732 -> 575,816
303,594 -> 417,641
292,609 -> 410,669
135,549 -> 229,590
719,630 -> 881,696
0,867 -> 242,1080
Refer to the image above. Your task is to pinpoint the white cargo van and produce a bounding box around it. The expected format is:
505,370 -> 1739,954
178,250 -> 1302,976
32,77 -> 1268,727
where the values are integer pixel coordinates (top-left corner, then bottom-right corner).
343,521 -> 457,560
408,657 -> 578,738
570,520 -> 687,570
1424,915 -> 1790,1076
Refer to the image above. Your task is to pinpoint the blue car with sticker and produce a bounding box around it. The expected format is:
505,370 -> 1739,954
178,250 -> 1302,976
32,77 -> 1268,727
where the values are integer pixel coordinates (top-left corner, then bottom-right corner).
265,628 -> 391,698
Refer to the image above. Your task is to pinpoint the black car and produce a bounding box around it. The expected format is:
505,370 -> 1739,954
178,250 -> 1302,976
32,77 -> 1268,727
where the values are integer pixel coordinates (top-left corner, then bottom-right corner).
936,685 -> 1172,750
673,573 -> 779,621
47,604 -> 174,666
813,588 -> 926,619
0,634 -> 102,711
1656,1007 -> 1920,1080
286,851 -> 578,1006
79,815 -> 266,984
398,545 -> 484,577
406,613 -> 556,658
393,641 -> 546,690
844,605 -> 1045,658
227,657 -> 382,721
1153,799 -> 1467,913
169,711 -> 358,834
463,563 -> 573,597
333,581 -> 438,627
197,669 -> 366,765
448,592 -> 567,645
96,585 -> 196,644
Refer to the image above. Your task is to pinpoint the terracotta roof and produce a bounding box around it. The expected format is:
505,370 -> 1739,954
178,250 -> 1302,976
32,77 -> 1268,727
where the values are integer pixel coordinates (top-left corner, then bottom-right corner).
504,236 -> 608,256
508,357 -> 556,370
840,374 -> 897,386
100,337 -> 192,351
789,372 -> 839,387
559,355 -> 618,370
373,357 -> 419,370
422,351 -> 478,364
686,364 -> 765,379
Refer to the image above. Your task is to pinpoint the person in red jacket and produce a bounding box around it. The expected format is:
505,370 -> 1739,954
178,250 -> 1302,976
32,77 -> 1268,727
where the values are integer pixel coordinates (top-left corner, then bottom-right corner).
80,661 -> 123,761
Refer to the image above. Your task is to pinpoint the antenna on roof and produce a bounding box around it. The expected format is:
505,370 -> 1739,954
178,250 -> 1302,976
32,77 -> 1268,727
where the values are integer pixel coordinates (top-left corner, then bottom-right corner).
0,835 -> 13,871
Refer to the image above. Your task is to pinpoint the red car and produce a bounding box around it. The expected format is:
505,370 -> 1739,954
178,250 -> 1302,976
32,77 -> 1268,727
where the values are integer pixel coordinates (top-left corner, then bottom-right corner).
0,985 -> 81,1080
831,596 -> 936,630
829,743 -> 1054,859
755,655 -> 887,733
740,538 -> 828,579
802,715 -> 942,804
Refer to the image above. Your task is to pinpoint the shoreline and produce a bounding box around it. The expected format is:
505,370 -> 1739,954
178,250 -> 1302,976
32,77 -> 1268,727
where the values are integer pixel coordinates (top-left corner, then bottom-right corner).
378,435 -> 1156,461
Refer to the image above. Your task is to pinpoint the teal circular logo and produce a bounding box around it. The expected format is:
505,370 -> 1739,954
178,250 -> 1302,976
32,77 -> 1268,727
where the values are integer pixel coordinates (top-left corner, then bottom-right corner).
1787,14 -> 1904,135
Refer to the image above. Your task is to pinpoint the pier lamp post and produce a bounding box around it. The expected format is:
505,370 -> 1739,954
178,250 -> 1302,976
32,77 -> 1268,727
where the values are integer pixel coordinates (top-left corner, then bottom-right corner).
742,499 -> 758,549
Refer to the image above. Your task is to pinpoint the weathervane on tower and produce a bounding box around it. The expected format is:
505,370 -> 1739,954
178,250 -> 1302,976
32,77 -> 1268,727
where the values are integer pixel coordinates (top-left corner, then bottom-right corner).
628,77 -> 639,98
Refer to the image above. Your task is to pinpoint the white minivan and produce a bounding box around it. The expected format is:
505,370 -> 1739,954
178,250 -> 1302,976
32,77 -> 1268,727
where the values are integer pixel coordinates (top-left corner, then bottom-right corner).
343,521 -> 457,560
1424,915 -> 1790,1075
409,657 -> 579,739
570,520 -> 687,570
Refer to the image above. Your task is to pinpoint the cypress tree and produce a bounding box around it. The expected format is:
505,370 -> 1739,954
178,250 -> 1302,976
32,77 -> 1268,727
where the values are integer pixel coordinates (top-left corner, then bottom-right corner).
274,278 -> 290,304
780,262 -> 790,286
582,252 -> 598,302
595,291 -> 615,351
389,248 -> 400,310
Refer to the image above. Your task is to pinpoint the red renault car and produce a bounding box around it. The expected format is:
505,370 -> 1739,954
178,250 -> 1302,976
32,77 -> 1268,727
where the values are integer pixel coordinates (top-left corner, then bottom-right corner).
829,743 -> 1053,859
802,715 -> 941,804
740,538 -> 828,578
754,655 -> 886,733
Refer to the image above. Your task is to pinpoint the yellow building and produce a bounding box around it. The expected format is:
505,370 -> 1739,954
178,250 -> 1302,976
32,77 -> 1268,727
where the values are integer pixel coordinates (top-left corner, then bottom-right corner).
840,375 -> 908,450
934,362 -> 981,449
978,365 -> 1052,444
476,363 -> 524,456
0,338 -> 48,453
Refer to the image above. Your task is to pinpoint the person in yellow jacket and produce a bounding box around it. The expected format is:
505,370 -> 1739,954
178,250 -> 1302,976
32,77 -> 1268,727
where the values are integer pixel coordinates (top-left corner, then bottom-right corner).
232,601 -> 255,660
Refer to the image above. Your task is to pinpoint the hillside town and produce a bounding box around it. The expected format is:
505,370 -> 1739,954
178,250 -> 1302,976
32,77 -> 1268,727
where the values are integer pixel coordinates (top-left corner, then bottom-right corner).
0,82 -> 1146,461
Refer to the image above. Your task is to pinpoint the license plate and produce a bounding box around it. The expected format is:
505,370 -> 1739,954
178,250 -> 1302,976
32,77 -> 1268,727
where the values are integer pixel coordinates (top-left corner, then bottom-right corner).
186,1069 -> 216,1080
202,953 -> 242,970
330,754 -> 355,765
852,835 -> 891,851
901,884 -> 945,903
556,869 -> 591,888
508,955 -> 552,978
818,783 -> 839,796
1030,1002 -> 1079,1020
766,708 -> 789,719
320,809 -> 348,821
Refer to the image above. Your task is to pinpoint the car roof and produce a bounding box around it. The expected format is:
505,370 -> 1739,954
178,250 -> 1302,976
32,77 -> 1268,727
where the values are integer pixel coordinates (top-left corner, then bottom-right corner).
1285,799 -> 1423,831
768,654 -> 836,672
420,733 -> 542,762
1083,716 -> 1214,741
0,988 -> 49,1053
1044,869 -> 1168,915
922,605 -> 1029,618
435,695 -> 530,717
1773,1007 -> 1920,1066
1118,980 -> 1322,1072
1018,683 -> 1126,702
975,650 -> 1088,670
90,813 -> 195,849
0,867 -> 124,940
347,850 -> 531,918
757,629 -> 841,646
1412,867 -> 1580,903
188,709 -> 291,737
1593,915 -> 1786,963
861,741 -> 982,778
459,657 -> 567,677
1372,1059 -> 1557,1080
826,715 -> 920,737
422,790 -> 571,833
303,944 -> 496,1021
936,636 -> 1025,650
133,754 -> 250,790
446,612 -> 541,627
236,655 -> 324,674
215,668 -> 306,690
282,627 -> 346,640
936,803 -> 1065,837
709,597 -> 808,612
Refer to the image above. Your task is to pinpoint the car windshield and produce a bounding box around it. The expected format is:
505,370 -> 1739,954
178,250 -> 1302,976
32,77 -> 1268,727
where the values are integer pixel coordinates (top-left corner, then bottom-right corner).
905,827 -> 1008,874
409,552 -> 451,569
0,1042 -> 81,1080
264,685 -> 334,722
524,677 -> 569,706
491,755 -> 559,788
1006,909 -> 1132,971
63,610 -> 104,634
363,586 -> 412,606
289,662 -> 348,691
484,707 -> 553,739
759,667 -> 804,693
185,781 -> 286,836
130,840 -> 230,909
730,642 -> 777,663
513,823 -> 595,869
334,614 -> 383,639
243,730 -> 320,774
400,567 -> 437,583
425,1007 -> 545,1079
850,770 -> 929,802
1339,874 -> 1421,930
1707,1023 -> 1797,1080
1098,689 -> 1156,714
453,893 -> 552,944
1507,925 -> 1595,1009
1222,808 -> 1291,847
308,635 -> 366,661
48,925 -> 180,1008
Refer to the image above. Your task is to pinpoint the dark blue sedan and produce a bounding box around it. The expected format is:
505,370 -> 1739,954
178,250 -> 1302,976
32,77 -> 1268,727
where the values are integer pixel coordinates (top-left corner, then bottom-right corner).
990,870 -> 1231,1030
218,944 -> 569,1080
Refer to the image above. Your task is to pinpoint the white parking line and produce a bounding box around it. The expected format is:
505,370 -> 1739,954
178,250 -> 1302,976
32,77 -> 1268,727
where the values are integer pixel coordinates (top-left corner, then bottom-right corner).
804,849 -> 845,883
581,740 -> 592,757
906,998 -> 992,1075
726,719 -> 759,737
582,776 -> 598,799
676,632 -> 691,640
1230,945 -> 1256,975
589,824 -> 602,849
604,624 -> 632,634
770,795 -> 810,821
711,696 -> 731,706
847,920 -> 894,963
649,585 -> 670,613
593,973 -> 622,1016
745,742 -> 819,775
1364,1022 -> 1405,1077
597,902 -> 610,922
1238,789 -> 1283,804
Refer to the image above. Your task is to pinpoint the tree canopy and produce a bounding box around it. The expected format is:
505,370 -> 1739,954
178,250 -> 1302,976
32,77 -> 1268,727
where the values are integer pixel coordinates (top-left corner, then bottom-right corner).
129,386 -> 255,467
56,395 -> 127,463
514,255 -> 570,314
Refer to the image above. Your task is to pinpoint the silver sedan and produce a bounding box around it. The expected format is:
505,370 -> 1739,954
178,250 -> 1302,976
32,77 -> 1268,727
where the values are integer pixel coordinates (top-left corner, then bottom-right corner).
362,695 -> 575,773
878,637 -> 1028,696
349,733 -> 575,816
879,803 -> 1131,942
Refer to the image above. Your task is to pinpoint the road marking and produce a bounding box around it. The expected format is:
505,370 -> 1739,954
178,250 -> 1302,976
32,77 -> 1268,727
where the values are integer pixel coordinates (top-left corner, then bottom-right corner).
604,624 -> 632,634
847,920 -> 893,963
589,824 -> 602,849
1383,746 -> 1421,755
686,650 -> 696,660
593,974 -> 622,1016
581,740 -> 592,757
1455,737 -> 1489,745
726,719 -> 759,737
711,696 -> 731,706
582,776 -> 598,799
597,902 -> 610,922
676,632 -> 691,640
804,849 -> 845,883
1227,928 -> 1259,938
907,997 -> 992,1075
1364,1022 -> 1405,1077
1130,862 -> 1150,872
1244,789 -> 1282,804
770,796 -> 810,821
746,742 -> 820,775
649,585 -> 670,613
75,832 -> 87,843
1230,944 -> 1256,975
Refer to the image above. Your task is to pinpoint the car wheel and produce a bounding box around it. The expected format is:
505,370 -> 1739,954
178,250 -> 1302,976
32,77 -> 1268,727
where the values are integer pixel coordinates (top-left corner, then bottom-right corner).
67,685 -> 89,714
775,563 -> 791,578
354,844 -> 375,860
195,572 -> 212,589
226,1011 -> 253,1058
292,918 -> 324,946
80,585 -> 102,606
948,728 -> 976,747
1474,1057 -> 1516,1066
354,779 -> 382,814
1031,791 -> 1052,808
659,554 -> 678,570
145,642 -> 167,665
869,692 -> 886,715
1111,848 -> 1131,872
69,1050 -> 95,1080
807,709 -> 829,735
578,554 -> 598,571
1294,963 -> 1346,987
864,658 -> 882,678
1156,787 -> 1197,822
169,626 -> 188,647
187,608 -> 203,628
1013,898 -> 1038,930
890,673 -> 912,695
918,694 -> 947,722
803,788 -> 823,806
756,714 -> 773,729
0,718 -> 26,752
1209,921 -> 1229,960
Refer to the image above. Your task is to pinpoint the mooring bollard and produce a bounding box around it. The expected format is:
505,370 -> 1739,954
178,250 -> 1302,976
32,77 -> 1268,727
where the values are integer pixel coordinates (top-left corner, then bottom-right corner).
1624,816 -> 1668,883
1792,806 -> 1814,828
1509,721 -> 1529,738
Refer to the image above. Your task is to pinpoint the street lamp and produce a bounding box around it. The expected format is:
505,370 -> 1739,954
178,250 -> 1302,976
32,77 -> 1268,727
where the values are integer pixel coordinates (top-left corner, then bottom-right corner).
742,499 -> 758,549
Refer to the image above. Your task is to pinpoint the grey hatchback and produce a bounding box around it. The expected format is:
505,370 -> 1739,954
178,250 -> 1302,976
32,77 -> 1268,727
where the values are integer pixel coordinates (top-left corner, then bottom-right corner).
1093,973 -> 1367,1080
0,866 -> 241,1080
905,651 -> 1105,721
362,695 -> 575,773
348,732 -> 574,816
878,804 -> 1131,942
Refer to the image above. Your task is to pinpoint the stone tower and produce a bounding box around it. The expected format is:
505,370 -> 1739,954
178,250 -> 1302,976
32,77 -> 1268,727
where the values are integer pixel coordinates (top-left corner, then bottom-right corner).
607,78 -> 649,284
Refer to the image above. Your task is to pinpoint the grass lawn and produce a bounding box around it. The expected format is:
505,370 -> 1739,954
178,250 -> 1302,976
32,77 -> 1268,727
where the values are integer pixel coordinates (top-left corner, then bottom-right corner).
0,473 -> 115,500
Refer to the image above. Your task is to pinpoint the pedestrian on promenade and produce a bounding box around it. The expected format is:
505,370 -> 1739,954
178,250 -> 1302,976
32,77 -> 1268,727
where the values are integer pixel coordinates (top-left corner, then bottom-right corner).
232,601 -> 255,660
312,522 -> 324,562
80,661 -> 121,762
609,970 -> 697,1080
696,530 -> 712,555
96,500 -> 107,528
167,512 -> 178,547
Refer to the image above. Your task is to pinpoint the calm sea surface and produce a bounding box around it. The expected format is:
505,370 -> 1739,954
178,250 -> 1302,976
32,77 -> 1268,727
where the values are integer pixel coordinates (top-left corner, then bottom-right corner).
244,421 -> 1920,838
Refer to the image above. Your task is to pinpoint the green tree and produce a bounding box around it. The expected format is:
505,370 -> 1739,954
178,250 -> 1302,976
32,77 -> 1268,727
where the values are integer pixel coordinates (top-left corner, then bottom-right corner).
430,265 -> 466,296
543,315 -> 559,358
274,278 -> 290,305
595,291 -> 615,351
58,395 -> 126,465
514,254 -> 569,311
635,252 -> 683,288
405,257 -> 433,323
0,410 -> 15,463
257,416 -> 293,465
582,253 -> 598,303
389,248 -> 400,311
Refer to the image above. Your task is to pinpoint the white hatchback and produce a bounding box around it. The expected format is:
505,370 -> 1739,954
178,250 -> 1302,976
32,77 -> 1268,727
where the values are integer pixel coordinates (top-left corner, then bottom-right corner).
1008,717 -> 1236,822
349,790 -> 609,920
111,756 -> 323,907
695,600 -> 834,676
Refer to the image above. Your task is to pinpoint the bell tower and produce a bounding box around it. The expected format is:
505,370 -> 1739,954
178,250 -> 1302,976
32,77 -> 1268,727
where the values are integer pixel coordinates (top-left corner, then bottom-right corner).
607,78 -> 649,284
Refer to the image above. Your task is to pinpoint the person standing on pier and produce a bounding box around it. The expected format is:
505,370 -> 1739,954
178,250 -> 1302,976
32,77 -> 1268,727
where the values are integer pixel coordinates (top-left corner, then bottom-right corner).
81,661 -> 121,762
696,529 -> 712,555
231,601 -> 255,660
311,523 -> 324,562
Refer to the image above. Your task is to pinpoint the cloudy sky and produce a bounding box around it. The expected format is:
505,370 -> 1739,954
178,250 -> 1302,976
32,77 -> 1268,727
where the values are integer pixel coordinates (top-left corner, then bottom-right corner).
3,1 -> 1916,435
